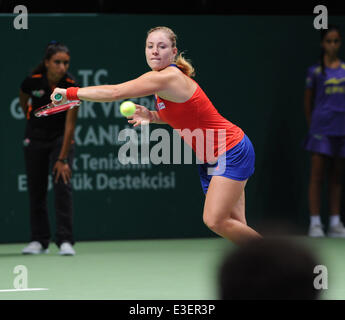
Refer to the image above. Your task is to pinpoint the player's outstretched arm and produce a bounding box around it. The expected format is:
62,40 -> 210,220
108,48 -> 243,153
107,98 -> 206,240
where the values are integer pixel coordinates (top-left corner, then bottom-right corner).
51,70 -> 174,104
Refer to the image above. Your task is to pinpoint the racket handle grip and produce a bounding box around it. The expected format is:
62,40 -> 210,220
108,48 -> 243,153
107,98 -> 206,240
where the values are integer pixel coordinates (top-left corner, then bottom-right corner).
54,93 -> 63,102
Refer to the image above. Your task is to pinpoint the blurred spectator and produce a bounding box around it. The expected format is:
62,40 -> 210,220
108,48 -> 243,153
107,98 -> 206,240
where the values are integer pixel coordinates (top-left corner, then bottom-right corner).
303,25 -> 345,237
218,237 -> 321,300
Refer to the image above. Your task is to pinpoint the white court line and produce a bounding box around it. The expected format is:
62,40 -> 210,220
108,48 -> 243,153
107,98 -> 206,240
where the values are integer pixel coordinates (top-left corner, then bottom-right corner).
0,288 -> 49,293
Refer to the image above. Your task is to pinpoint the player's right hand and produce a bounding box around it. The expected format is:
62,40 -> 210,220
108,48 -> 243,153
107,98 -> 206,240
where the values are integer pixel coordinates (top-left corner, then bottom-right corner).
51,88 -> 67,105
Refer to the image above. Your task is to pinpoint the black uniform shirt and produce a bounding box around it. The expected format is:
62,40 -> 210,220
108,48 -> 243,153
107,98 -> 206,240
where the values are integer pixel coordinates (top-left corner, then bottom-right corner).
20,72 -> 79,140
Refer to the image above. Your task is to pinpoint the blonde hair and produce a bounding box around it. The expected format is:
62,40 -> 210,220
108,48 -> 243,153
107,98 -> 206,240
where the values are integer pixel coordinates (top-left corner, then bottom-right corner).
147,26 -> 195,77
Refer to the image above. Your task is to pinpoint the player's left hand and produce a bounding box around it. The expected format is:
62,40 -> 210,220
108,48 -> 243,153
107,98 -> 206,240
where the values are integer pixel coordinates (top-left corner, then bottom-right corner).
53,160 -> 71,184
127,104 -> 152,127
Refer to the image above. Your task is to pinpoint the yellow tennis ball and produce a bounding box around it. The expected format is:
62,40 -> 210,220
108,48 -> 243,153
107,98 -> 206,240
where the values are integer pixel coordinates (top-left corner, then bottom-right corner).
120,101 -> 136,117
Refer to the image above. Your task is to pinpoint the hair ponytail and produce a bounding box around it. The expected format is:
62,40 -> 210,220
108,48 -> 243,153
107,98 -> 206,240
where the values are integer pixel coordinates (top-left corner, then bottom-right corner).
175,52 -> 195,77
320,48 -> 326,75
31,61 -> 46,75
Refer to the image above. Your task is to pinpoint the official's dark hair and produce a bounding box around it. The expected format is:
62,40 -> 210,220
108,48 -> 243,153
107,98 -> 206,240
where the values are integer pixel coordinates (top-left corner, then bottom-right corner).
320,25 -> 341,75
31,41 -> 70,75
219,238 -> 321,300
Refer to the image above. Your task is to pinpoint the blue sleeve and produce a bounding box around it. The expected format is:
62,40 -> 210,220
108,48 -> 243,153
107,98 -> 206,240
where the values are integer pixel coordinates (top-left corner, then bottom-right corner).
305,66 -> 316,89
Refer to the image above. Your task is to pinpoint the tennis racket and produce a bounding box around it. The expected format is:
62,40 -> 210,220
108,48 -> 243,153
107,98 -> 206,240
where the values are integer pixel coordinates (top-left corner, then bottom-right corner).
34,93 -> 81,117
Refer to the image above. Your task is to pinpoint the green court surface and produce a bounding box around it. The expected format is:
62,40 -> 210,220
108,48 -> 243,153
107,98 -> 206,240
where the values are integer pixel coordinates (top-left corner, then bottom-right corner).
0,237 -> 344,300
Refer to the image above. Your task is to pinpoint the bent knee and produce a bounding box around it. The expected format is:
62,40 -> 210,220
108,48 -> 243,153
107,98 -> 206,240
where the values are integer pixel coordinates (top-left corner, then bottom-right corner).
203,212 -> 235,232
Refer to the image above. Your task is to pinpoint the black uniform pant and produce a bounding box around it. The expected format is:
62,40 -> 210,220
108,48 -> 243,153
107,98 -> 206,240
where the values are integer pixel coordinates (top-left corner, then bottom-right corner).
23,135 -> 75,249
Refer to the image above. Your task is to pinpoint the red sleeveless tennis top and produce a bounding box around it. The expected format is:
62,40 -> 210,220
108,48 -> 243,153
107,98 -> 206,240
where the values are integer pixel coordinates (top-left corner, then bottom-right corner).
155,80 -> 244,163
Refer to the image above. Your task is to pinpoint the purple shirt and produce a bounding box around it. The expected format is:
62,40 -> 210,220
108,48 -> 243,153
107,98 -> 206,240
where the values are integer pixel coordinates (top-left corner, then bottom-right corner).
306,61 -> 345,136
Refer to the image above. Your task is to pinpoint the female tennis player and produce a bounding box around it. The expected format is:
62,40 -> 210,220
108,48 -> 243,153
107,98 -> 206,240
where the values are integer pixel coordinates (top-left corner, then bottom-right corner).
51,26 -> 262,245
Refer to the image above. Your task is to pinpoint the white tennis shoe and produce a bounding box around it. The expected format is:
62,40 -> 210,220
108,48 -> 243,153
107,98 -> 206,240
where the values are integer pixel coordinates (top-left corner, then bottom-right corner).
308,224 -> 325,238
327,222 -> 345,238
22,241 -> 49,254
59,242 -> 75,256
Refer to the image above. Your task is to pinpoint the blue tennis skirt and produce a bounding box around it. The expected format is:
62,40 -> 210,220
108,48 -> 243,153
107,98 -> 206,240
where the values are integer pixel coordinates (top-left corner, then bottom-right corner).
303,134 -> 345,158
197,134 -> 255,194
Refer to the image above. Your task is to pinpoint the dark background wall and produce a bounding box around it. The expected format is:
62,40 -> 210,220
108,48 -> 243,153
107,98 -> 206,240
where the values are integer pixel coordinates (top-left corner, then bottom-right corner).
1,3 -> 345,243
1,1 -> 345,15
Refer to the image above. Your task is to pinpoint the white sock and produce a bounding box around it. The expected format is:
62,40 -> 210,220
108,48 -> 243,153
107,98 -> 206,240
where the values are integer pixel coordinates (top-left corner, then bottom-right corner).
330,215 -> 340,227
310,215 -> 321,227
